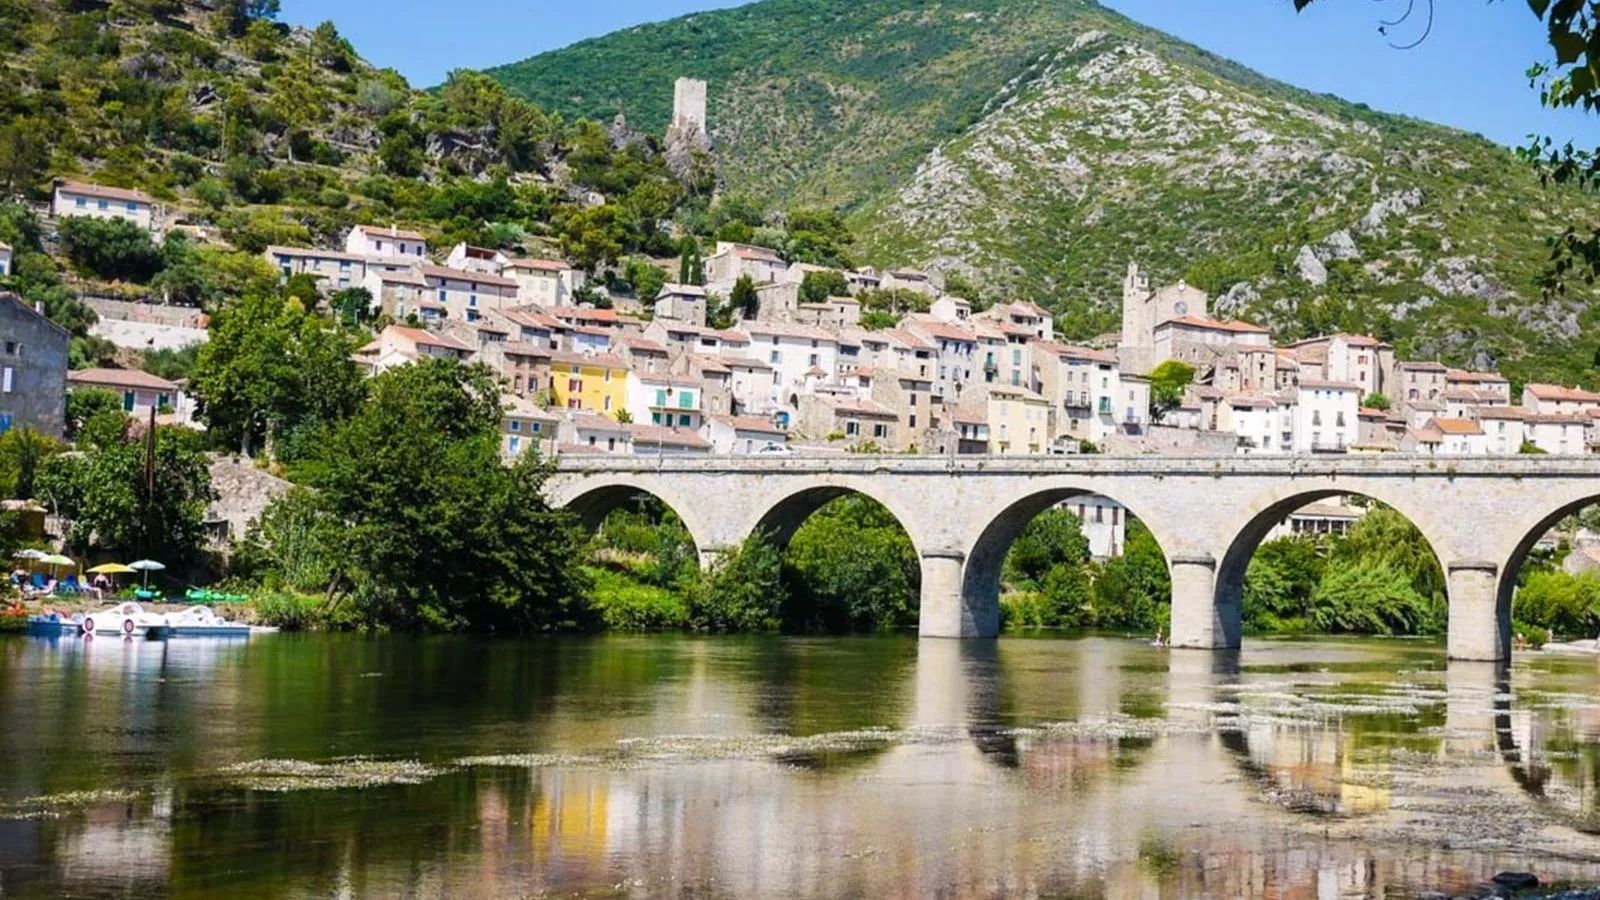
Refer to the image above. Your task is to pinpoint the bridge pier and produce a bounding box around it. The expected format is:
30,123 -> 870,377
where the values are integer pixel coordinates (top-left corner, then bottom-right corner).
918,551 -> 996,638
1447,561 -> 1508,663
1169,554 -> 1238,650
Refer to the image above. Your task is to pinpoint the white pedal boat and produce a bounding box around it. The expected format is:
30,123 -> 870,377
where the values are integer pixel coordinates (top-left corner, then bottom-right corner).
80,602 -> 167,638
162,606 -> 252,638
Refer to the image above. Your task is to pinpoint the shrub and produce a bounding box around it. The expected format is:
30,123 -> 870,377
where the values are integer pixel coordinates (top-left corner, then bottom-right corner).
59,217 -> 162,282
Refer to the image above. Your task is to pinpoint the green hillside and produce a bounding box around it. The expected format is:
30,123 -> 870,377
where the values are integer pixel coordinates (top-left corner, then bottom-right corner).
488,0 -> 1600,387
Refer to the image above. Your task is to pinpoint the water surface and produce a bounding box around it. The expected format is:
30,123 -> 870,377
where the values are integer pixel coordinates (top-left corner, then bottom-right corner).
2,633 -> 1600,898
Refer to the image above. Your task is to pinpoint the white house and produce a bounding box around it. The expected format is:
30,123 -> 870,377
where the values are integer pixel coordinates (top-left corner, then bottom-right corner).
266,246 -> 369,292
1292,380 -> 1360,453
563,411 -> 633,455
445,243 -> 509,274
929,295 -> 973,323
353,326 -> 473,375
1221,394 -> 1283,454
904,316 -> 977,404
625,372 -> 702,429
1478,407 -> 1527,454
418,265 -> 520,323
1523,383 -> 1600,417
53,181 -> 157,231
1527,414 -> 1590,455
0,242 -> 11,277
345,225 -> 428,261
503,258 -> 583,307
704,415 -> 789,455
66,368 -> 186,422
739,321 -> 839,409
1060,495 -> 1128,559
1427,417 -> 1488,455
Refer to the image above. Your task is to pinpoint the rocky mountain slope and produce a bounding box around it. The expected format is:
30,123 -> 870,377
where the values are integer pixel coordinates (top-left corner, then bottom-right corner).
489,0 -> 1600,386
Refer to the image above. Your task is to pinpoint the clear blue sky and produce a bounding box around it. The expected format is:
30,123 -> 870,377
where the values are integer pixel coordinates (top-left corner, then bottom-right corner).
281,0 -> 1599,148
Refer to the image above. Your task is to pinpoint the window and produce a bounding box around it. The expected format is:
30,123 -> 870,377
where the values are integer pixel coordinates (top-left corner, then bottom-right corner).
377,240 -> 385,252
680,392 -> 694,409
468,295 -> 478,308
125,202 -> 138,213
0,367 -> 10,393
873,423 -> 887,438
530,422 -> 541,434
509,436 -> 521,454
603,369 -> 611,383
808,353 -> 820,367
655,389 -> 667,407
1095,506 -> 1104,524
1312,411 -> 1322,426
679,414 -> 692,427
1336,412 -> 1346,427
399,243 -> 407,255
846,421 -> 860,436
98,199 -> 109,210
770,350 -> 781,364
3,342 -> 13,355
439,289 -> 448,303
510,421 -> 522,433
603,396 -> 612,411
909,414 -> 917,428
568,378 -> 581,392
157,393 -> 169,409
123,391 -> 135,412
1112,507 -> 1120,526
652,412 -> 662,425
75,197 -> 87,208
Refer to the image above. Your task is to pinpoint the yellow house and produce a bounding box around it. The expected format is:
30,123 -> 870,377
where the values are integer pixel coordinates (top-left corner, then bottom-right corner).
548,351 -> 629,417
957,383 -> 1050,455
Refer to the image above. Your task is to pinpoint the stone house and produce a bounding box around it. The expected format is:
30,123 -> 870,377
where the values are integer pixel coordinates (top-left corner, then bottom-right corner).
1447,369 -> 1511,403
704,242 -> 786,289
1393,361 -> 1449,406
362,267 -> 436,322
1152,315 -> 1271,369
880,268 -> 937,297
793,296 -> 860,330
653,283 -> 708,326
419,264 -> 520,323
345,225 -> 428,261
904,316 -> 978,405
868,368 -> 935,451
268,246 -> 369,292
613,336 -> 671,376
1285,334 -> 1393,399
751,281 -> 801,323
0,294 -> 68,438
489,308 -> 562,350
562,411 -> 633,454
500,394 -> 559,460
795,393 -> 898,447
480,340 -> 552,400
929,295 -> 973,323
53,181 -> 157,232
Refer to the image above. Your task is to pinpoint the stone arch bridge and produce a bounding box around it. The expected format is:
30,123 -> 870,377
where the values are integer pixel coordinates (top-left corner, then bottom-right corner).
548,455 -> 1600,661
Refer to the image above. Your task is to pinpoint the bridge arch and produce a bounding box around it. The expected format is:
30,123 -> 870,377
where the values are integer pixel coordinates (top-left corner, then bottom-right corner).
956,486 -> 1179,640
1213,485 -> 1452,647
555,480 -> 717,568
1495,491 -> 1600,648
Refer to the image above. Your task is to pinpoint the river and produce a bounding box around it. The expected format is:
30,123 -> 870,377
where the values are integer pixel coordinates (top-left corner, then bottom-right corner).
1,633 -> 1600,898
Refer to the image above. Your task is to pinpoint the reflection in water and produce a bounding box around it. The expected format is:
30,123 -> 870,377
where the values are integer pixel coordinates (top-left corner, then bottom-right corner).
1,635 -> 1600,897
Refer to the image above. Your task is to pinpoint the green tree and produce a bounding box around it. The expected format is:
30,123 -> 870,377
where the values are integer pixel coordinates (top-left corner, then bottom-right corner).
782,495 -> 919,632
290,358 -> 592,631
1515,569 -> 1600,638
234,486 -> 340,593
36,425 -> 211,562
730,274 -> 759,321
1330,506 -> 1445,606
0,427 -> 61,499
1003,508 -> 1091,589
1242,535 -> 1325,631
1361,392 -> 1391,411
59,217 -> 162,282
189,292 -> 364,458
1090,519 -> 1170,631
799,269 -> 850,303
560,204 -> 625,273
689,533 -> 784,632
308,21 -> 355,72
1310,562 -> 1436,636
677,238 -> 704,286
1147,360 -> 1195,422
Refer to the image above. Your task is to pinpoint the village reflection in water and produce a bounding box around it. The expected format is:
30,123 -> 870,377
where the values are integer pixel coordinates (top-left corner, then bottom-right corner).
2,635 -> 1600,898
